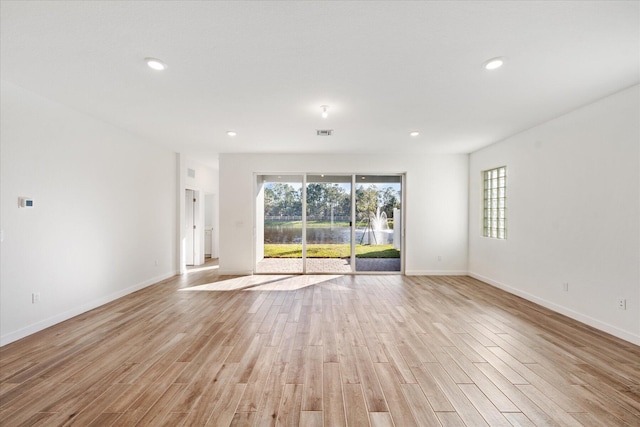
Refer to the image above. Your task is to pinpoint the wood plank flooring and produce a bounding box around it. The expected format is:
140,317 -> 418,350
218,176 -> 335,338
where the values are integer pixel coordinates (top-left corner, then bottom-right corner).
1,263 -> 639,426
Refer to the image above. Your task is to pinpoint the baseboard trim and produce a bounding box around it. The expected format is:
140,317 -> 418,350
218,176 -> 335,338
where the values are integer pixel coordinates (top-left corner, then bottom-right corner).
0,270 -> 178,347
468,271 -> 640,346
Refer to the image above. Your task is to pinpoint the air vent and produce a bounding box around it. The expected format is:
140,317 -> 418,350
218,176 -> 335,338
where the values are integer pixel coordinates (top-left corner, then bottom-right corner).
316,129 -> 333,136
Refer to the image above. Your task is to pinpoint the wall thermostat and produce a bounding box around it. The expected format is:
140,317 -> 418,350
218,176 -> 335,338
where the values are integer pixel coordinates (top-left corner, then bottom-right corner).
19,197 -> 34,208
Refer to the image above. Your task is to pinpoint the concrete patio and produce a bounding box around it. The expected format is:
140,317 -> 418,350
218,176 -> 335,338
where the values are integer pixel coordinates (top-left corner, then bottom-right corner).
255,257 -> 401,273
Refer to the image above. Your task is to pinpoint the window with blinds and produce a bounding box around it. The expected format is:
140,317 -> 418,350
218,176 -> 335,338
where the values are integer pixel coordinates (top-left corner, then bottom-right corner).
483,166 -> 507,239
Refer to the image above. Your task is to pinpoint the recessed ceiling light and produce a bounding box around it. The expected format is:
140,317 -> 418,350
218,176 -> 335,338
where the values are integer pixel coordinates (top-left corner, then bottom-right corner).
145,57 -> 167,71
483,57 -> 504,70
320,105 -> 329,119
226,131 -> 237,137
409,131 -> 420,137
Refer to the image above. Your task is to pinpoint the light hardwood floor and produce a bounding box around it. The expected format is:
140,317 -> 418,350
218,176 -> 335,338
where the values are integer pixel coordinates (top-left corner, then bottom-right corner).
1,263 -> 639,426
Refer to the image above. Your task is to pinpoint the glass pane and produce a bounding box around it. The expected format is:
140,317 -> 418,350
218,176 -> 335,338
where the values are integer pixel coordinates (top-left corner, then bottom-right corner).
355,175 -> 402,272
306,176 -> 352,273
256,175 -> 303,273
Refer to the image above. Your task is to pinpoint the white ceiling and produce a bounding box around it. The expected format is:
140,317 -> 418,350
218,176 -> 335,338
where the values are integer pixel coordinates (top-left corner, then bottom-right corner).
2,1 -> 638,167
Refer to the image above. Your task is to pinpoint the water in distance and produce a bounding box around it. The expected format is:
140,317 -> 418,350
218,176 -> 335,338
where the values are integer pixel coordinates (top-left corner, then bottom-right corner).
265,225 -> 393,245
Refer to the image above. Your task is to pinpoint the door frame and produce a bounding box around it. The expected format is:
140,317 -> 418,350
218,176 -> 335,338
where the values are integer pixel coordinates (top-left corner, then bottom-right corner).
185,189 -> 195,266
184,188 -> 203,267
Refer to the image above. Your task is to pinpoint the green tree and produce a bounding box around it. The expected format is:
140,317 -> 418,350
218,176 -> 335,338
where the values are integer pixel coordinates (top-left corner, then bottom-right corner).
306,183 -> 349,219
264,186 -> 276,216
324,184 -> 350,217
356,185 -> 379,221
381,187 -> 400,218
264,183 -> 301,217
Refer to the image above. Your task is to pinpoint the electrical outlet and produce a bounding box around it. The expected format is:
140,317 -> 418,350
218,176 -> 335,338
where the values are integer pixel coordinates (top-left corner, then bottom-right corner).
618,298 -> 626,310
154,260 -> 158,266
437,256 -> 442,262
32,292 -> 40,304
563,282 -> 569,292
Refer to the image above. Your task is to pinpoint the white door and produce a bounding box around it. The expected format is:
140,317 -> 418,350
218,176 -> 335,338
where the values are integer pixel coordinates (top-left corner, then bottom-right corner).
185,189 -> 195,265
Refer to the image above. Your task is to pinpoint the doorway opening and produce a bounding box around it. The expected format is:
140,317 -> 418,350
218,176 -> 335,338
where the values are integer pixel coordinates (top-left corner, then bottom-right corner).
255,174 -> 403,274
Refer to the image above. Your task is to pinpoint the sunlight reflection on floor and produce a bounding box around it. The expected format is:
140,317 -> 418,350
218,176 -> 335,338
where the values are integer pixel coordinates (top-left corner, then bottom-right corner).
185,264 -> 219,274
179,274 -> 348,292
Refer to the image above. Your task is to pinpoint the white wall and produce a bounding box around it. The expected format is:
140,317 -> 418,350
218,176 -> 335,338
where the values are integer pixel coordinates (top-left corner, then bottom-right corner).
0,80 -> 178,346
469,85 -> 640,345
219,153 -> 469,275
185,157 -> 219,195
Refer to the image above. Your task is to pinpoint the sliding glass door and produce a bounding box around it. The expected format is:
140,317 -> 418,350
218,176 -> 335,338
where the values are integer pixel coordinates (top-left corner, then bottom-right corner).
256,173 -> 402,274
256,175 -> 304,273
306,175 -> 353,273
354,175 -> 402,272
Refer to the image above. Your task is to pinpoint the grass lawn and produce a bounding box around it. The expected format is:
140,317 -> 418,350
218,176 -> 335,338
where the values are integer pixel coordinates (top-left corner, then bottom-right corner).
264,220 -> 350,228
264,244 -> 400,258
265,220 -> 395,228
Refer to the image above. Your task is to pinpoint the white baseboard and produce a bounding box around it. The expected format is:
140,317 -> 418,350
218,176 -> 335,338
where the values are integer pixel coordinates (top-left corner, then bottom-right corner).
468,271 -> 640,346
0,270 -> 177,347
405,270 -> 468,276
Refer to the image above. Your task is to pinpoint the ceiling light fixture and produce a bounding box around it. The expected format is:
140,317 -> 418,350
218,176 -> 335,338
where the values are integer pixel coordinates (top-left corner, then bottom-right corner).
145,57 -> 167,71
226,131 -> 237,137
483,57 -> 504,70
320,105 -> 329,119
410,131 -> 420,137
